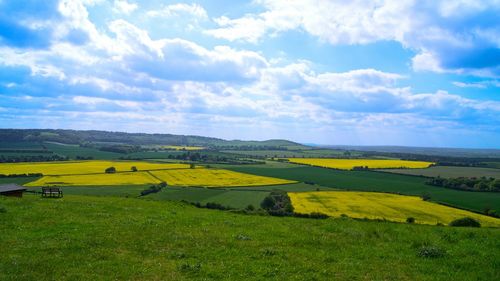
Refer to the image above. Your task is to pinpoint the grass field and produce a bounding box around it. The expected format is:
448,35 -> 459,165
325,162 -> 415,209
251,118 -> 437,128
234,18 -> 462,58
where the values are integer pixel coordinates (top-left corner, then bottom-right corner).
150,168 -> 295,187
24,172 -> 161,187
289,191 -> 500,227
287,158 -> 434,170
225,165 -> 500,213
0,160 -> 190,175
222,149 -> 358,158
1,195 -> 499,280
379,166 -> 500,178
146,187 -> 270,209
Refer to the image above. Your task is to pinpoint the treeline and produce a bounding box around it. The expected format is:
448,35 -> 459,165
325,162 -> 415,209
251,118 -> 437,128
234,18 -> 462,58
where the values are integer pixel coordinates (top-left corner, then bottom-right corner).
0,155 -> 68,163
426,177 -> 500,192
99,145 -> 141,154
0,149 -> 52,154
131,152 -> 264,164
0,173 -> 43,178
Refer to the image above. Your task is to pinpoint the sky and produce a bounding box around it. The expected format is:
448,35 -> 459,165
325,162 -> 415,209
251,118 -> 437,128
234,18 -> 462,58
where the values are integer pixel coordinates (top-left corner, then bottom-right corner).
0,0 -> 499,148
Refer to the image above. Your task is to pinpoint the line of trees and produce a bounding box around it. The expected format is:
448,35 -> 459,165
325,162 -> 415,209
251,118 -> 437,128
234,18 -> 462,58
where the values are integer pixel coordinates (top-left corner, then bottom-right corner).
426,176 -> 500,192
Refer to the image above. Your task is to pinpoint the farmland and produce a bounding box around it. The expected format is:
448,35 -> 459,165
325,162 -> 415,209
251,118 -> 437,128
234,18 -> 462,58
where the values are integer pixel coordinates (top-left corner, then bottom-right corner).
0,160 -> 190,175
162,145 -> 205,150
24,172 -> 161,187
225,164 -> 500,213
379,166 -> 500,178
286,158 -> 434,170
289,191 -> 500,227
150,168 -> 295,187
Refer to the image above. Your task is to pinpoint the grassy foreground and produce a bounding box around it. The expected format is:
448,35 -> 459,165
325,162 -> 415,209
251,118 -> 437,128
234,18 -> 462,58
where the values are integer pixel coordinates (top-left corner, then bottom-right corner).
1,195 -> 499,280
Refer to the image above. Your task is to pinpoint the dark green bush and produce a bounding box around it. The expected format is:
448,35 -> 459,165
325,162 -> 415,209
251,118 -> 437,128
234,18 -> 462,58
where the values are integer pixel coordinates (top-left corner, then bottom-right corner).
406,217 -> 415,223
449,217 -> 481,227
105,167 -> 116,173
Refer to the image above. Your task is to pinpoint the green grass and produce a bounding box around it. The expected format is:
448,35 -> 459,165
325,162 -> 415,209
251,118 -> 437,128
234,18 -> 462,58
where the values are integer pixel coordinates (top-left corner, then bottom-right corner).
482,162 -> 500,169
1,195 -> 499,280
0,177 -> 40,185
26,185 -> 149,198
43,142 -> 122,159
145,186 -> 269,209
225,165 -> 500,213
379,166 -> 500,178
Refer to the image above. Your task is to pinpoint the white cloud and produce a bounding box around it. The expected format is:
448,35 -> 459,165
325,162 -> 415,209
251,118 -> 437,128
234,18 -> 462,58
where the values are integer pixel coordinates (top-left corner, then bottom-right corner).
113,0 -> 138,15
206,0 -> 500,76
147,3 -> 207,19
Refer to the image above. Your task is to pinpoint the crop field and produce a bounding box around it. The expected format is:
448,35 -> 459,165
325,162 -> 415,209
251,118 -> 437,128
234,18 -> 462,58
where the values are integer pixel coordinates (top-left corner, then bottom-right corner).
225,165 -> 500,213
150,168 -> 296,187
379,166 -> 500,178
289,191 -> 500,227
0,160 -> 190,175
24,172 -> 161,187
162,145 -> 205,150
287,158 -> 434,170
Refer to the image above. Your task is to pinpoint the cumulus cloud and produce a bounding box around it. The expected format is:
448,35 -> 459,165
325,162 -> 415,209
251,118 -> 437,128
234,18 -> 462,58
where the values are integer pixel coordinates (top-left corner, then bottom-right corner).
113,0 -> 138,15
146,3 -> 207,19
206,0 -> 500,77
0,0 -> 499,147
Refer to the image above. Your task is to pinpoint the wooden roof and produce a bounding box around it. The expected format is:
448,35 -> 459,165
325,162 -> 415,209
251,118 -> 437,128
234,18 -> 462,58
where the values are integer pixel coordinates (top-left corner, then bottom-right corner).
0,183 -> 27,193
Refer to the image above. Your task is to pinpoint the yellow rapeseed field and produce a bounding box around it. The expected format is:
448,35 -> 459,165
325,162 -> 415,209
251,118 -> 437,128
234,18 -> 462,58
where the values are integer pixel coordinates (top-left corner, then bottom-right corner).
0,160 -> 190,175
286,158 -> 433,170
25,172 -> 161,187
150,168 -> 295,187
289,191 -> 500,227
162,145 -> 205,151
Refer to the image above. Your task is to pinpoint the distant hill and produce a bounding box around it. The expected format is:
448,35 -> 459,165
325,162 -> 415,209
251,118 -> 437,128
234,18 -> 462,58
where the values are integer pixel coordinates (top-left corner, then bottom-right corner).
322,145 -> 500,158
0,129 -> 306,149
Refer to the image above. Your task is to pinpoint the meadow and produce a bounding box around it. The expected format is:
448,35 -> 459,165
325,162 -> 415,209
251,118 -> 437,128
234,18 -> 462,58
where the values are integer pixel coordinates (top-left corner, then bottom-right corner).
289,191 -> 500,227
1,195 -> 499,280
379,166 -> 500,178
286,158 -> 434,170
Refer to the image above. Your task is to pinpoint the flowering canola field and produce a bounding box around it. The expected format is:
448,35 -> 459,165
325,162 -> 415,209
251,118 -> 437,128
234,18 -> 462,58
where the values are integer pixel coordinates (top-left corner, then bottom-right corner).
289,191 -> 500,227
25,172 -> 161,187
0,160 -> 190,175
162,145 -> 205,151
150,169 -> 295,187
286,158 -> 433,170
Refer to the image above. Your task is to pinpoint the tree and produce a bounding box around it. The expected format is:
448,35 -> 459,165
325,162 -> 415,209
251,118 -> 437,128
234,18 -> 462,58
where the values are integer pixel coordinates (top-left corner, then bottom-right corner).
105,167 -> 116,174
131,166 -> 138,172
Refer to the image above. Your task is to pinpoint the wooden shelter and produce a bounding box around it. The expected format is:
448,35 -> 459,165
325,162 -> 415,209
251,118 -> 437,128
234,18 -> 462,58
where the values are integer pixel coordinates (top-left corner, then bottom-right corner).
0,184 -> 27,197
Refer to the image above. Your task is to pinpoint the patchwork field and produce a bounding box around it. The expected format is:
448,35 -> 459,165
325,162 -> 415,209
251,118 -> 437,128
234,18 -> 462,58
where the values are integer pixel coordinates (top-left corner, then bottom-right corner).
286,158 -> 434,170
379,166 -> 500,178
0,160 -> 190,175
289,191 -> 500,227
150,169 -> 296,187
24,172 -> 161,187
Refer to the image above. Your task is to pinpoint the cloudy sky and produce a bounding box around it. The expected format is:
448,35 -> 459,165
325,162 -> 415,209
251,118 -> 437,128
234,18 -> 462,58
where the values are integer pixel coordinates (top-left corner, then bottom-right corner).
1,0 -> 499,148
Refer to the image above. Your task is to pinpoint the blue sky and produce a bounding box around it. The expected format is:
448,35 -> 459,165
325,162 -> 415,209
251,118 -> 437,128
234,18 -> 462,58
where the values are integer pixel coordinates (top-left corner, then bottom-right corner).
0,0 -> 499,148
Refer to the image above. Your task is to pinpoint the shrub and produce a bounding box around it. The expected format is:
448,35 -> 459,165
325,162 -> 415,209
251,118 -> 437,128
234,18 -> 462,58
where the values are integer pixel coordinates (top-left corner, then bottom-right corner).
406,217 -> 415,224
0,205 -> 6,213
449,217 -> 481,227
105,167 -> 116,174
421,192 -> 431,201
245,204 -> 255,211
417,245 -> 446,258
131,166 -> 138,172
